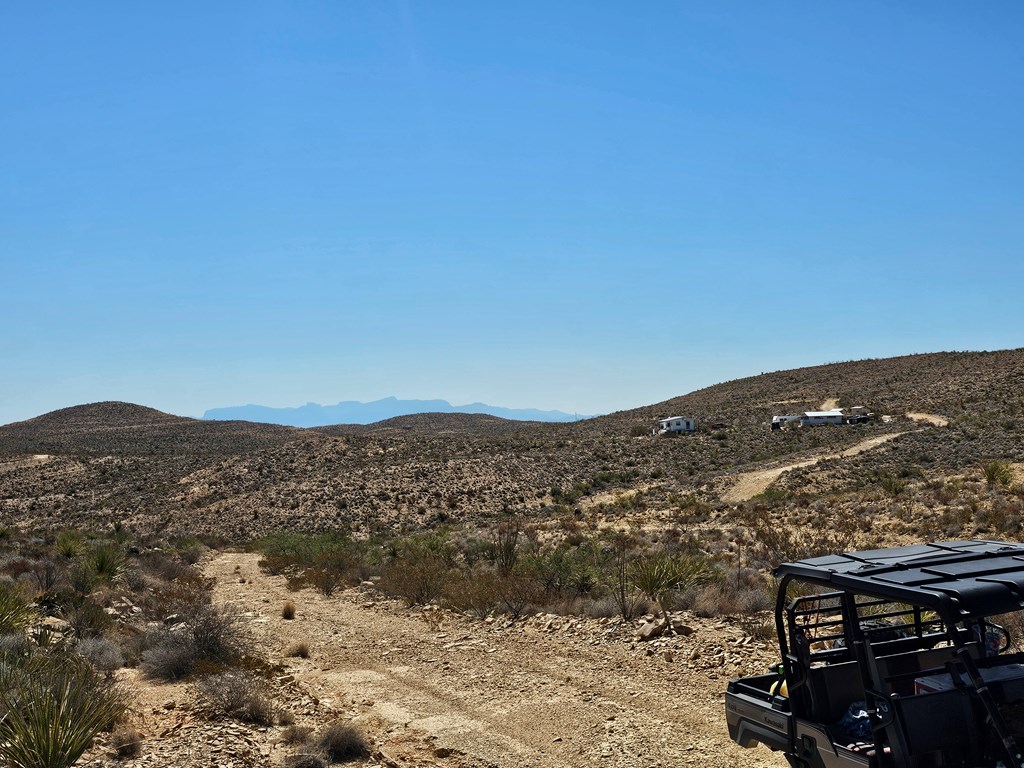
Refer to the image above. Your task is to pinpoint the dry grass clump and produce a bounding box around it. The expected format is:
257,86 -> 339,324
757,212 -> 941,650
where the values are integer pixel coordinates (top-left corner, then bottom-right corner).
283,721 -> 370,766
281,725 -> 313,745
281,600 -> 296,620
317,721 -> 370,762
285,640 -> 310,658
111,726 -> 143,758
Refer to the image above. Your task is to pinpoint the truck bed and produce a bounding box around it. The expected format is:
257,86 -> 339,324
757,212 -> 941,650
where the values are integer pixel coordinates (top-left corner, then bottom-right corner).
725,673 -> 791,753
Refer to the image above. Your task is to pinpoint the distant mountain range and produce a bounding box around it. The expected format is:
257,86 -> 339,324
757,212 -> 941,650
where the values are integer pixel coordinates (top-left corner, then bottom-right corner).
202,397 -> 590,427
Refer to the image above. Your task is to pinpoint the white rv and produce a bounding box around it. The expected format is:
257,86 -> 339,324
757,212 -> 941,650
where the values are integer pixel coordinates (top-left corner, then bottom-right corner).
657,416 -> 696,434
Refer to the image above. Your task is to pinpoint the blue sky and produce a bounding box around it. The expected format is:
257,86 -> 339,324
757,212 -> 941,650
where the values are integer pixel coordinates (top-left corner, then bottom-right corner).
2,2 -> 1023,425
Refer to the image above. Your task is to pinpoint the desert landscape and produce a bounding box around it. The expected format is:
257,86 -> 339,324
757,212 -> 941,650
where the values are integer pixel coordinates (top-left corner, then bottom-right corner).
1,350 -> 1024,767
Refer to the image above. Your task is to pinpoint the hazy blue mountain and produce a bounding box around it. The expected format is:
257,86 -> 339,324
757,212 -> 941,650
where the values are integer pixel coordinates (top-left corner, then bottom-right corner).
202,397 -> 590,427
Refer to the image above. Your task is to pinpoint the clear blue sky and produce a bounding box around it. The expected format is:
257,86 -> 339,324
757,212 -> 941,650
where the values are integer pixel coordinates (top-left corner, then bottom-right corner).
2,2 -> 1023,425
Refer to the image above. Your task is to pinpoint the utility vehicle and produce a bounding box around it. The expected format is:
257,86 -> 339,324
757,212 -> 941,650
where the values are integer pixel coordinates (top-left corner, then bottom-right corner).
726,540 -> 1024,768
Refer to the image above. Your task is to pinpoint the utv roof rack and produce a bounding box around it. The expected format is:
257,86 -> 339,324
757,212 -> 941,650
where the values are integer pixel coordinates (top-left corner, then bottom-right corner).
775,539 -> 1024,620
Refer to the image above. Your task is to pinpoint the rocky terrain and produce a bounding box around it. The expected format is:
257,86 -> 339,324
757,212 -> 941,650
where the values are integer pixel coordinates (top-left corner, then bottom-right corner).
3,349 -> 1024,768
79,550 -> 787,768
2,350 -> 1022,545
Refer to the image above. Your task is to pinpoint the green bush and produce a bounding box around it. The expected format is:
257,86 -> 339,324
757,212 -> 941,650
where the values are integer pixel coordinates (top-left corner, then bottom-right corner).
0,654 -> 126,768
0,583 -> 35,635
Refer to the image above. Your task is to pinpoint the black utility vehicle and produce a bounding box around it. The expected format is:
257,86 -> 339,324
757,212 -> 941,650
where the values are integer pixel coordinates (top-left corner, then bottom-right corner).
726,540 -> 1024,768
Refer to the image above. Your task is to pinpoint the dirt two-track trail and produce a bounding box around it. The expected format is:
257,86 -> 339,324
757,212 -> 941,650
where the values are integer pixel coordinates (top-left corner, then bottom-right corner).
207,552 -> 788,768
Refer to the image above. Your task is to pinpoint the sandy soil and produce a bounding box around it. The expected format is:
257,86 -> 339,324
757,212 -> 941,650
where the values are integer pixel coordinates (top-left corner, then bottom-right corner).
722,433 -> 905,503
182,552 -> 790,768
905,412 -> 949,427
818,398 -> 840,411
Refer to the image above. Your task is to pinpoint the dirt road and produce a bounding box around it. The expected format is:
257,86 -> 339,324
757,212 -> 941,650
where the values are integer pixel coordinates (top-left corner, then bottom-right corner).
721,432 -> 905,503
202,552 -> 788,768
905,412 -> 949,427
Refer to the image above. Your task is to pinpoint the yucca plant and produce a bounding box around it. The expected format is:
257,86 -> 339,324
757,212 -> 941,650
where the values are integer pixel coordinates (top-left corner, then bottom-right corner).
0,654 -> 126,768
630,553 -> 713,619
982,460 -> 1013,488
86,544 -> 127,584
0,583 -> 35,635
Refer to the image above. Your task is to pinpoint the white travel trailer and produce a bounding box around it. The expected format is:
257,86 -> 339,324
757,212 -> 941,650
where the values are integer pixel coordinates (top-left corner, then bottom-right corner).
799,410 -> 844,427
657,416 -> 696,434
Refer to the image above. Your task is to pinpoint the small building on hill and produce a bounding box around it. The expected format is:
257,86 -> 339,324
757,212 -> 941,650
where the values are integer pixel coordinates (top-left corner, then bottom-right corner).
800,410 -> 845,427
657,416 -> 696,434
771,414 -> 802,430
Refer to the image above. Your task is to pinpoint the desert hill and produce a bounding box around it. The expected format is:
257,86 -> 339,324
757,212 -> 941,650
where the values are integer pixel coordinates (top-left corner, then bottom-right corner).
0,401 -> 306,457
1,349 -> 1022,541
316,411 -> 532,437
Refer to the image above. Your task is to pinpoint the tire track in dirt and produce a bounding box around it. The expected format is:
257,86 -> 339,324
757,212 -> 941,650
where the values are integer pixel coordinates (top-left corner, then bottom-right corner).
208,552 -> 788,768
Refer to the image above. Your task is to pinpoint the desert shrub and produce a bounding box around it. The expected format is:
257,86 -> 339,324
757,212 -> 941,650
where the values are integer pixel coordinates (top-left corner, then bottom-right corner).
880,475 -> 907,497
139,634 -> 196,681
442,568 -> 501,618
742,508 -> 856,568
0,582 -> 34,634
493,566 -> 545,619
68,562 -> 98,595
197,670 -> 275,724
76,636 -> 124,675
140,602 -> 252,680
983,460 -> 1014,487
29,559 -> 66,597
281,725 -> 314,745
64,598 -> 113,639
256,532 -> 354,576
304,565 -> 347,596
138,551 -> 197,583
0,633 -> 32,659
187,603 -> 252,664
111,726 -> 143,758
278,709 -> 296,726
286,754 -> 327,768
285,641 -> 310,658
378,552 -> 451,607
0,653 -> 127,768
281,601 -> 296,620
316,721 -> 370,762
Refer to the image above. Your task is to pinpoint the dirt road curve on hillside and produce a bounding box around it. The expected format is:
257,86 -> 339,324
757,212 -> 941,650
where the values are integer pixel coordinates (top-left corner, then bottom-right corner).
204,552 -> 788,768
722,432 -> 905,503
905,412 -> 949,427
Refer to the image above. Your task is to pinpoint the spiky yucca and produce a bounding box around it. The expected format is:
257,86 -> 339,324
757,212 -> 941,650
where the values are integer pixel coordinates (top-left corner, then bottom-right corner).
0,583 -> 35,635
0,654 -> 126,768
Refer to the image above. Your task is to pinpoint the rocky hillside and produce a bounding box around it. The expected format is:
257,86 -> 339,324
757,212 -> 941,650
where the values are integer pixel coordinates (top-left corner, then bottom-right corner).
1,349 -> 1022,542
